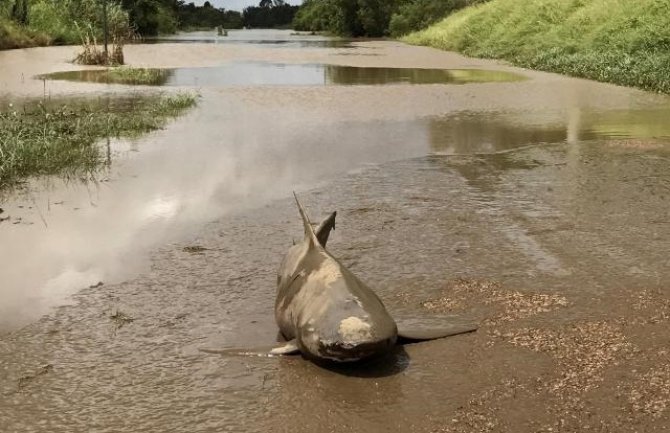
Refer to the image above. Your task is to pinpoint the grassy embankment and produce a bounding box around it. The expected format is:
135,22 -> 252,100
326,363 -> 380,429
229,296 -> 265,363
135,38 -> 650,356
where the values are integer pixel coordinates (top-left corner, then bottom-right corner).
0,93 -> 196,189
404,0 -> 670,93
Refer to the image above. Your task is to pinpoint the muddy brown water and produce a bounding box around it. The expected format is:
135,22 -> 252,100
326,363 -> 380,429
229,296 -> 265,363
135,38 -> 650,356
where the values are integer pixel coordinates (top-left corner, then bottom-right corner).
1,30 -> 670,432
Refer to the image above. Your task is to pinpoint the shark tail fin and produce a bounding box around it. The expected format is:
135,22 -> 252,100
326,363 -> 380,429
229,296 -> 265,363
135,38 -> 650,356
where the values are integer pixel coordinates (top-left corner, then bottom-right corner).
293,192 -> 320,247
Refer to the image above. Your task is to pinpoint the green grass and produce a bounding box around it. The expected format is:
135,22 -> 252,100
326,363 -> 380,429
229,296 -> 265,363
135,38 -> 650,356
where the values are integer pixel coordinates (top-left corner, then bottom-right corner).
404,0 -> 670,93
106,67 -> 171,85
41,67 -> 173,86
0,92 -> 197,189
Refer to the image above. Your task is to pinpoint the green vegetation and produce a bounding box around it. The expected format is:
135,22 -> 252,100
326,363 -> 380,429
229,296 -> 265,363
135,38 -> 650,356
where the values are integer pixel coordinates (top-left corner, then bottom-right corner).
405,0 -> 670,93
0,0 -> 132,49
42,67 -> 172,85
242,0 -> 300,29
105,67 -> 171,84
389,0 -> 484,37
0,17 -> 49,50
0,92 -> 197,189
292,0 -> 484,37
178,2 -> 243,30
0,0 -> 246,50
121,0 -> 178,35
40,67 -> 173,85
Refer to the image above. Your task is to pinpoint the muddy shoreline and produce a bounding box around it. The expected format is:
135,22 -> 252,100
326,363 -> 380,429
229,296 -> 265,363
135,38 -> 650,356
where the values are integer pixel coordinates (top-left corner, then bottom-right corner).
1,30 -> 670,432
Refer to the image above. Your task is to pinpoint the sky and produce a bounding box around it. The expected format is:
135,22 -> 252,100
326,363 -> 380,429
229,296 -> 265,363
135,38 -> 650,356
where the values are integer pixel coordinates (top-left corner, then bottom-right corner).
192,0 -> 303,11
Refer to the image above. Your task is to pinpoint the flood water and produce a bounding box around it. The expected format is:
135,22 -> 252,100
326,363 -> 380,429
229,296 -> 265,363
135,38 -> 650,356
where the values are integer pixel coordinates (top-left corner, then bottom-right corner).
40,64 -> 525,87
1,30 -> 670,433
143,29 -> 356,48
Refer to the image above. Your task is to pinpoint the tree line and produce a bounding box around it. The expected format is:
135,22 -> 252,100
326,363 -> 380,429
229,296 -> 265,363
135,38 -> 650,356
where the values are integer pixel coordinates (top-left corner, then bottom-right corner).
293,0 -> 488,37
1,0 -> 301,43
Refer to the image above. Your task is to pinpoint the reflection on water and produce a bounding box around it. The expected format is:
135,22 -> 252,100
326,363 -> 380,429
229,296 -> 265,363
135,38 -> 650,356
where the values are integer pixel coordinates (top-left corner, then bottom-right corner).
428,107 -> 670,155
325,66 -> 524,85
0,100 -> 432,331
40,63 -> 526,87
3,96 -> 670,331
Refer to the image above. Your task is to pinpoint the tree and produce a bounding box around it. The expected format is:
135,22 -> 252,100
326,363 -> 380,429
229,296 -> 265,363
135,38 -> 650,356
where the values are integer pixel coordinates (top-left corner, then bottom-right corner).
121,0 -> 178,35
242,0 -> 299,28
11,0 -> 29,25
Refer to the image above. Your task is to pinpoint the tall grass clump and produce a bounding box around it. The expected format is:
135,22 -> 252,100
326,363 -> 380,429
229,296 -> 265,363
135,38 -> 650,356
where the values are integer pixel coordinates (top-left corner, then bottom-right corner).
404,0 -> 670,93
0,93 -> 197,189
74,27 -> 125,66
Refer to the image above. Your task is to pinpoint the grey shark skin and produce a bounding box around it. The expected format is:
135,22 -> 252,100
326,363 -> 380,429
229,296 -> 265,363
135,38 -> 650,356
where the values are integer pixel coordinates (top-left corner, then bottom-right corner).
272,194 -> 477,363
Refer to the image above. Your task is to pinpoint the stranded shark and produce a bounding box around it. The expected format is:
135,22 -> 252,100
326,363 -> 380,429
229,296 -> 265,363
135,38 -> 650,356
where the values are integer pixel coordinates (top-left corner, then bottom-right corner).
270,194 -> 477,362
202,194 -> 477,363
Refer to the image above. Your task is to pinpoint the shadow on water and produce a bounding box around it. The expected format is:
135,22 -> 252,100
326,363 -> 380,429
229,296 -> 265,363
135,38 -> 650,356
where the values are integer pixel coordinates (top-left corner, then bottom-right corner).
39,63 -> 526,87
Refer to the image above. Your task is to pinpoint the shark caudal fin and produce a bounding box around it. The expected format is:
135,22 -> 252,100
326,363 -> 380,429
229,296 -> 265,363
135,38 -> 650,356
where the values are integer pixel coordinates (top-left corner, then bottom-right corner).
293,192 -> 320,247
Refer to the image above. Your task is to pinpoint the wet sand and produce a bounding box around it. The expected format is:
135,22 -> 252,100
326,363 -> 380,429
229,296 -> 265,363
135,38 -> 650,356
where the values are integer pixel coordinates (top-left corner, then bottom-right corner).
1,30 -> 670,432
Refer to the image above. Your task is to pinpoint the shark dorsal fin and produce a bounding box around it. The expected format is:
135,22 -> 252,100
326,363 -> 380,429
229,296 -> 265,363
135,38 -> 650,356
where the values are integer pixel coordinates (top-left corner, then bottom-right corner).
315,211 -> 336,247
293,192 -> 320,247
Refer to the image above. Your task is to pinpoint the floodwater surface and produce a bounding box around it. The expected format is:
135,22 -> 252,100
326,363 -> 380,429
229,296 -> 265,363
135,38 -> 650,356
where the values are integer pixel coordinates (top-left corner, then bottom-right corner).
143,28 -> 355,48
40,63 -> 525,87
1,31 -> 670,433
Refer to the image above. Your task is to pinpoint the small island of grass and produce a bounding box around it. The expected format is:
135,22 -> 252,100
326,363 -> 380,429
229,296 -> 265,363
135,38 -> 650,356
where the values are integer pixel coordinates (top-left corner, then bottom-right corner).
0,92 -> 197,189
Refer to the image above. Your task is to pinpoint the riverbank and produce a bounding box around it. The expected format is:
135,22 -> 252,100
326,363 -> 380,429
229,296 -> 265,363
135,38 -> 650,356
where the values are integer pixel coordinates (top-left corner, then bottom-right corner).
404,0 -> 670,94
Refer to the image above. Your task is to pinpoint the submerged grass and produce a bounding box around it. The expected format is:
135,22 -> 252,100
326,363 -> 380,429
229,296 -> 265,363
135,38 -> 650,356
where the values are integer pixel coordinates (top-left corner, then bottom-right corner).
0,92 -> 197,189
106,67 -> 171,85
404,0 -> 670,93
40,67 -> 173,86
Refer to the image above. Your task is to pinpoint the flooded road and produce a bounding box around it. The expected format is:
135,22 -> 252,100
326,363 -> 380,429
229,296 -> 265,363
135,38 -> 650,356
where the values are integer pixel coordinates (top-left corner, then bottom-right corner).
1,29 -> 670,432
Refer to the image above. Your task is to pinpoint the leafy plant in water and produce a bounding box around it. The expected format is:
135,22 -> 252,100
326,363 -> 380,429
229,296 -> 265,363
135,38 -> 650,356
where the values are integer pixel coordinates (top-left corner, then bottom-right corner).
73,0 -> 134,66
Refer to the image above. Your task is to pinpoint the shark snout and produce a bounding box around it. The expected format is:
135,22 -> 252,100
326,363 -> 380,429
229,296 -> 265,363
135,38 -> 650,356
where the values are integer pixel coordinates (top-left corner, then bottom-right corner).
313,316 -> 397,362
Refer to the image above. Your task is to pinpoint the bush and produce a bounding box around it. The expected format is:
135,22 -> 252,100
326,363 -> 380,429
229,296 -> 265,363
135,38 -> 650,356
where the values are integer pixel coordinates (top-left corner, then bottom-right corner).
293,0 -> 399,36
28,0 -> 132,45
389,0 -> 484,37
293,0 -> 483,37
0,17 -> 50,49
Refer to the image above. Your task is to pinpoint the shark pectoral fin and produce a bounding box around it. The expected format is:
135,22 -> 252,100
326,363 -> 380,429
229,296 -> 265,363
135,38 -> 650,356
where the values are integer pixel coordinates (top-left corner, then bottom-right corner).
269,339 -> 300,355
395,315 -> 478,344
199,340 -> 301,358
